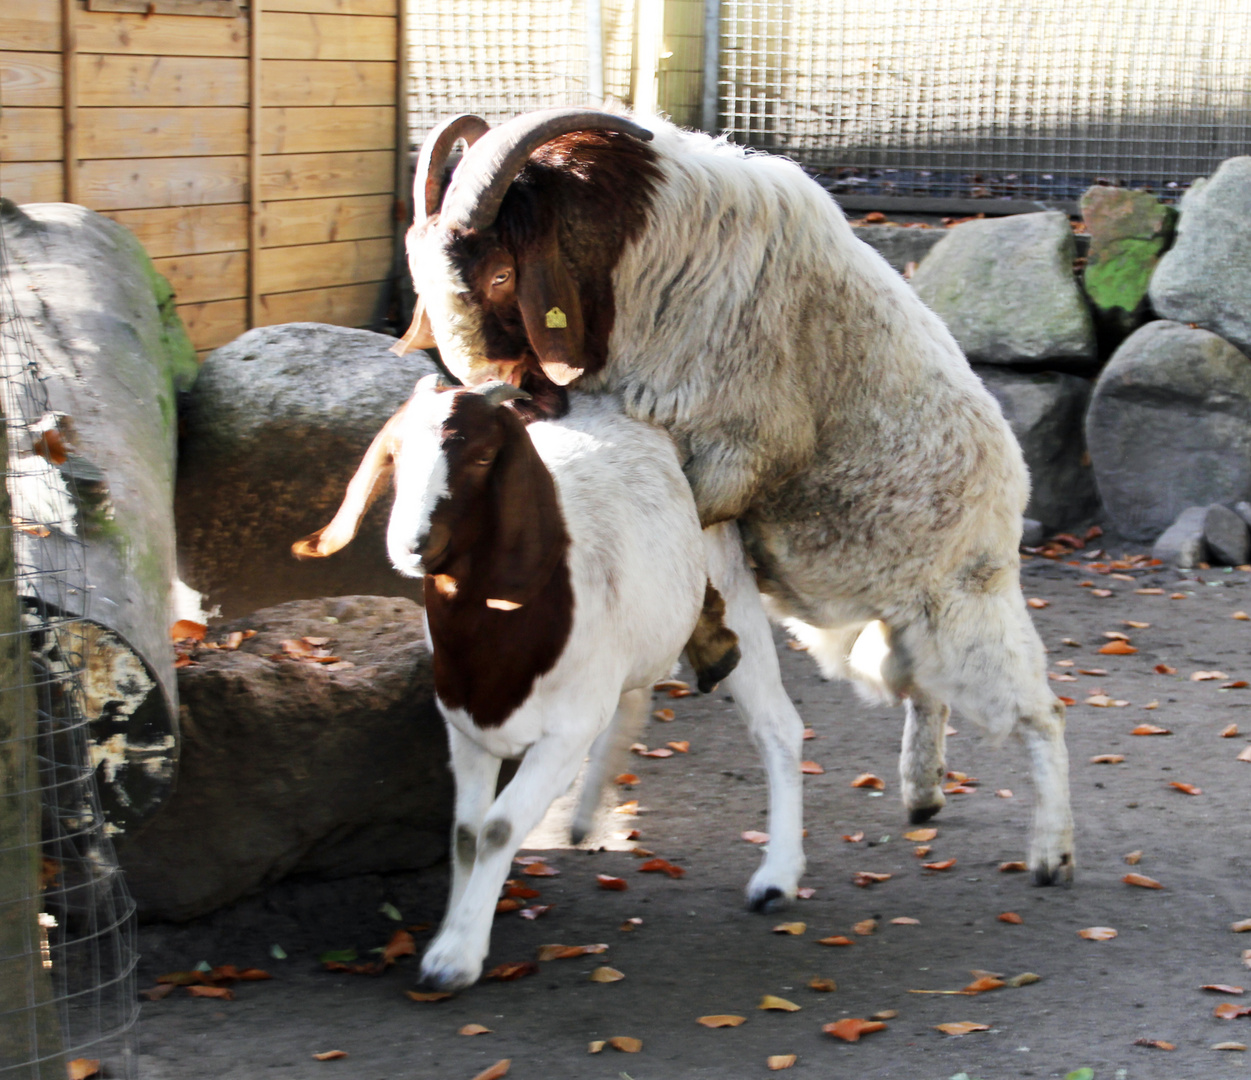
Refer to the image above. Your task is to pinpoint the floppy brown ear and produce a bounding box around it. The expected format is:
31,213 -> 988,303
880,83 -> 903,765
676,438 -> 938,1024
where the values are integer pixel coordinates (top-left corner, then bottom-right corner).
291,404 -> 409,560
516,231 -> 585,386
390,298 -> 436,356
481,405 -> 569,605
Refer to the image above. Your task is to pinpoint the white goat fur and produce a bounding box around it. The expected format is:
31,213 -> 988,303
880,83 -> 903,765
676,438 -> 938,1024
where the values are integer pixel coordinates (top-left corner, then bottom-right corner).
410,114 -> 1074,897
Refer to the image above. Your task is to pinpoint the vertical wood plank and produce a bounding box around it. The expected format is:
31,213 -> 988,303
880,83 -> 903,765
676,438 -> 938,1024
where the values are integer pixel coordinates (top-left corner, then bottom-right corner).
62,0 -> 77,203
248,2 -> 261,329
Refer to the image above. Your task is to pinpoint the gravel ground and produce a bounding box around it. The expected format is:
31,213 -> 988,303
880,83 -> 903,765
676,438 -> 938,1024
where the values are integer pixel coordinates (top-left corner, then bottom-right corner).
132,546 -> 1251,1080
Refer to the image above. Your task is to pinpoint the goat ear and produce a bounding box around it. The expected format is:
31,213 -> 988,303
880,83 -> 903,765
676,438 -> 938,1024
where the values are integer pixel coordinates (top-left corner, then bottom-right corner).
291,404 -> 408,560
516,233 -> 585,386
390,299 -> 436,356
482,407 -> 569,605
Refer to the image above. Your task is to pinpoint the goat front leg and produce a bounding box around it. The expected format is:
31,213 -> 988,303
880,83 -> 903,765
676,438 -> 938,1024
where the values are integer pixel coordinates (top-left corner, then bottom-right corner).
571,687 -> 649,845
703,524 -> 806,913
1020,698 -> 1074,885
900,691 -> 949,824
443,725 -> 502,916
419,725 -> 603,992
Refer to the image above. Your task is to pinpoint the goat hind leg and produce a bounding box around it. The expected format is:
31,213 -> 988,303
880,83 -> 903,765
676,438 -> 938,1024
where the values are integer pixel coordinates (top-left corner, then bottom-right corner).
900,691 -> 949,824
571,687 -> 649,844
1020,698 -> 1074,885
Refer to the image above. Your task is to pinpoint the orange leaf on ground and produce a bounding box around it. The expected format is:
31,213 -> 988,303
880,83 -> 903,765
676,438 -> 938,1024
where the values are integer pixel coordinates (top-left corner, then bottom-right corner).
484,961 -> 538,981
767,1054 -> 798,1070
772,922 -> 806,935
995,789 -> 1013,798
935,1022 -> 990,1036
818,935 -> 854,946
1231,919 -> 1251,932
67,1062 -> 99,1080
1203,985 -> 1246,995
923,859 -> 957,871
1091,588 -> 1113,598
504,883 -> 541,899
1169,781 -> 1202,795
614,773 -> 639,785
802,727 -> 816,739
698,1015 -> 747,1027
853,919 -> 877,936
809,977 -> 837,991
460,1024 -> 492,1035
998,912 -> 1023,924
851,773 -> 885,790
797,887 -> 817,899
652,708 -> 675,722
1137,588 -> 1165,595
1154,663 -> 1177,674
904,828 -> 937,842
943,783 -> 977,794
1079,926 -> 1118,940
495,898 -> 523,913
1193,669 -> 1229,680
1215,1003 -> 1251,1020
609,1036 -> 643,1052
1123,873 -> 1164,889
638,858 -> 684,877
536,943 -> 608,962
913,846 -> 932,857
962,976 -> 1005,994
186,985 -> 233,999
405,990 -> 453,1002
1099,640 -> 1138,655
590,966 -> 625,982
853,872 -> 892,887
639,747 -> 674,758
758,995 -> 801,1011
520,904 -> 552,920
668,741 -> 690,752
1027,598 -> 1049,609
1132,724 -> 1171,736
170,620 -> 207,642
1057,695 -> 1077,706
613,800 -> 640,814
1221,724 -> 1240,737
800,761 -> 825,775
1124,850 -> 1143,864
1238,745 -> 1251,762
999,861 -> 1028,873
597,874 -> 628,891
522,862 -> 559,877
742,830 -> 770,844
470,1060 -> 511,1080
1222,681 -> 1250,689
822,1018 -> 886,1042
1235,611 -> 1251,620
588,1041 -> 606,1053
1134,1039 -> 1175,1050
891,917 -> 921,925
312,1051 -> 347,1061
1090,753 -> 1125,763
654,679 -> 688,691
842,831 -> 865,843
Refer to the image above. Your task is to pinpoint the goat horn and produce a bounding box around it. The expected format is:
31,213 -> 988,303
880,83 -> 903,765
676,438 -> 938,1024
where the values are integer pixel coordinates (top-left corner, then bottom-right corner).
414,114 -> 491,218
473,381 -> 532,406
439,108 -> 654,232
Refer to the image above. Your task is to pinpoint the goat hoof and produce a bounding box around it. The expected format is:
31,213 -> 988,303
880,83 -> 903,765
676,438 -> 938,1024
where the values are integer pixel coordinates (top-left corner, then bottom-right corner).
1030,853 -> 1075,887
569,823 -> 589,846
746,885 -> 787,914
907,804 -> 942,825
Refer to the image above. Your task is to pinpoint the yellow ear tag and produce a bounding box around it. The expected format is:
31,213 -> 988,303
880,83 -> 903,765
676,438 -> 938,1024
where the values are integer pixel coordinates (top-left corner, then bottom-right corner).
544,307 -> 567,329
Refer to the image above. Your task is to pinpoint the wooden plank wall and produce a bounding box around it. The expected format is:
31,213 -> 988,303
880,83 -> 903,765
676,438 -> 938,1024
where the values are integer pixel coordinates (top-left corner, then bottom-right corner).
0,0 -> 400,355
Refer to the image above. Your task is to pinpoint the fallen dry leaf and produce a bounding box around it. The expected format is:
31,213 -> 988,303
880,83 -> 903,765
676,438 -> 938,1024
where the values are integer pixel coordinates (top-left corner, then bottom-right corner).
186,985 -> 233,999
1232,919 -> 1251,933
923,859 -> 957,871
962,976 -> 1005,994
504,883 -> 541,899
1192,670 -> 1229,681
759,995 -> 801,1011
1169,781 -> 1202,795
1171,592 -> 1188,599
537,943 -> 608,962
853,918 -> 878,936
460,1023 -> 492,1035
639,747 -> 674,758
767,1054 -> 798,1070
934,1022 -> 990,1036
1104,630 -> 1131,641
817,935 -> 854,946
1125,620 -> 1151,628
851,773 -> 885,790
1123,873 -> 1164,889
842,831 -> 865,843
1213,1041 -> 1248,1051
619,917 -> 643,931
1086,694 -> 1129,707
802,727 -> 816,739
772,922 -> 806,935
312,1051 -> 347,1061
1235,612 -> 1251,621
588,1040 -> 605,1053
1215,1003 -> 1251,1020
590,966 -> 625,983
1238,744 -> 1251,762
853,872 -> 892,888
904,828 -> 937,842
698,1015 -> 747,1027
522,862 -> 560,877
999,861 -> 1028,873
1124,850 -> 1143,864
495,898 -> 524,914
1133,1039 -> 1175,1050
913,846 -> 932,857
668,740 -> 690,753
638,858 -> 684,878
614,773 -> 639,785
597,874 -> 628,891
170,620 -> 207,642
797,887 -> 817,899
995,788 -> 1013,798
1203,985 -> 1246,995
1057,695 -> 1077,706
1223,681 -> 1251,689
470,1061 -> 511,1080
1221,724 -> 1240,737
809,977 -> 837,991
823,1018 -> 886,1042
1027,597 -> 1049,609
890,917 -> 921,926
484,961 -> 538,981
1090,754 -> 1125,763
1154,663 -> 1177,674
998,912 -> 1023,924
1132,724 -> 1171,736
742,830 -> 770,844
800,760 -> 825,775
1079,926 -> 1118,940
1006,972 -> 1041,987
67,1061 -> 99,1080
1099,640 -> 1138,655
406,990 -> 454,1002
1078,668 -> 1108,676
1144,699 -> 1160,709
652,708 -> 675,722
943,782 -> 977,794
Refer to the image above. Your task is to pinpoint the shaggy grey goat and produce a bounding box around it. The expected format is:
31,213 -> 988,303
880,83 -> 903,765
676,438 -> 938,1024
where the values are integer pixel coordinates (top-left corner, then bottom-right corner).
392,108 -> 1073,910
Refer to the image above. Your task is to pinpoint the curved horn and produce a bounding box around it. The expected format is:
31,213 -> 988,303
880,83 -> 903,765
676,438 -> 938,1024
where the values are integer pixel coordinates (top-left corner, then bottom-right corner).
473,380 -> 533,406
440,109 -> 655,232
413,114 -> 491,218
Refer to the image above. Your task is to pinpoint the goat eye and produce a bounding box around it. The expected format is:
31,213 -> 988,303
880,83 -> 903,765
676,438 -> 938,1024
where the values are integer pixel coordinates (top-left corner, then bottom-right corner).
491,270 -> 511,287
475,453 -> 495,466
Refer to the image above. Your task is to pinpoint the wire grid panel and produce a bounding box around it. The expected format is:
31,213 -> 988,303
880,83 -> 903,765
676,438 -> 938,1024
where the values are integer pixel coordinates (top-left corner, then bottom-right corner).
0,206 -> 139,1078
406,0 -> 597,141
718,0 -> 1251,202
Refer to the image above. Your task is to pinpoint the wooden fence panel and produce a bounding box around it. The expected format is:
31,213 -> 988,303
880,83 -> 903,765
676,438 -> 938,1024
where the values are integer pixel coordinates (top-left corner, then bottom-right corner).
0,162 -> 62,203
258,149 -> 394,200
77,155 -> 248,210
261,106 -> 394,153
77,54 -> 249,107
78,107 -> 248,158
0,7 -> 59,53
152,250 -> 248,304
264,0 -> 394,15
103,204 -> 249,258
257,236 -> 391,293
76,11 -> 249,57
258,281 -> 381,326
260,13 -> 395,61
258,193 -> 393,247
261,59 -> 395,106
0,109 -> 63,162
1,51 -> 62,107
176,298 -> 248,350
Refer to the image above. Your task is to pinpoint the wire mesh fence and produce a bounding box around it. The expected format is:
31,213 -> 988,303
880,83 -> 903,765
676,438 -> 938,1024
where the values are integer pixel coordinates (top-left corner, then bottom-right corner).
0,200 -> 139,1078
718,0 -> 1251,203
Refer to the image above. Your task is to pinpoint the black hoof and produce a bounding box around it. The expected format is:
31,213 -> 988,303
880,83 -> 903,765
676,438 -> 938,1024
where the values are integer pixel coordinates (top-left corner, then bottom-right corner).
908,805 -> 942,825
747,886 -> 786,914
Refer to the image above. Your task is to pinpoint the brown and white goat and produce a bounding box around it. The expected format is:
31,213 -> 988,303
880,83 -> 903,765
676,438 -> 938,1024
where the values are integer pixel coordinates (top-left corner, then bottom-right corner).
393,109 -> 1074,902
295,377 -> 793,990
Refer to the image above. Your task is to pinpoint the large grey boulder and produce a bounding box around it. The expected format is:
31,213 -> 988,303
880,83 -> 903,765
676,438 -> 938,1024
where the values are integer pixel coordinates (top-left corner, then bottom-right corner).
852,224 -> 946,273
1086,321 -> 1251,540
118,596 -> 449,921
974,367 -> 1099,528
911,210 -> 1096,367
177,324 -> 438,620
1150,157 -> 1251,356
1203,504 -> 1250,566
1152,507 -> 1207,567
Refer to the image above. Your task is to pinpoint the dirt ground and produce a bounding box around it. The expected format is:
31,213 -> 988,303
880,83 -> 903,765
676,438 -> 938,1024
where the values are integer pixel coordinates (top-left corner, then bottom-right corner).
132,542 -> 1251,1080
